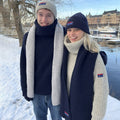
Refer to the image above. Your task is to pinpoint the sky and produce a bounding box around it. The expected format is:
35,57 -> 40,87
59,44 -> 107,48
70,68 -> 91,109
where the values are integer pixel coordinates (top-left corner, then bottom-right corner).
0,34 -> 120,119
57,0 -> 120,18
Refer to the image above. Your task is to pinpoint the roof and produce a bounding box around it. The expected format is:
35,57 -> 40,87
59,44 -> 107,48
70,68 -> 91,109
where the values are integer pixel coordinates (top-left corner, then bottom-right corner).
103,10 -> 118,14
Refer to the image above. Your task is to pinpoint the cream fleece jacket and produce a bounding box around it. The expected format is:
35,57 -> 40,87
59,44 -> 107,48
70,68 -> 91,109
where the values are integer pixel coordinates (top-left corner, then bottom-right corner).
64,36 -> 109,120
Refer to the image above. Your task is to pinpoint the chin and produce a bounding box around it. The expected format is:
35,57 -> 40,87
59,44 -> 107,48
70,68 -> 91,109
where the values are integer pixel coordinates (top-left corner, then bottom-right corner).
70,39 -> 79,43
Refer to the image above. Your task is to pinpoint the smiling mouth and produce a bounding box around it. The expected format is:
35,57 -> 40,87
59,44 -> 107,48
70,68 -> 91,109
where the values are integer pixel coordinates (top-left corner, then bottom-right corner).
70,37 -> 77,40
40,23 -> 49,26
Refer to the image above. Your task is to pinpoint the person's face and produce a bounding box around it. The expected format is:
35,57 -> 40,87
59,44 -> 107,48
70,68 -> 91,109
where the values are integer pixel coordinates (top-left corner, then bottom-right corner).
37,9 -> 54,26
67,28 -> 84,43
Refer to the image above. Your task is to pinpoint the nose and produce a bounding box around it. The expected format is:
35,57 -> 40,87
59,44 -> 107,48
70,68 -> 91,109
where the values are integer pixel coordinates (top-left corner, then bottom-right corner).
70,30 -> 75,36
41,16 -> 47,23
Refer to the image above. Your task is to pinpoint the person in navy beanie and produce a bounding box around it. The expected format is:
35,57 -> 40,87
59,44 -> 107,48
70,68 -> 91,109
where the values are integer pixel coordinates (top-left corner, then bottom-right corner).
60,12 -> 109,120
20,0 -> 66,119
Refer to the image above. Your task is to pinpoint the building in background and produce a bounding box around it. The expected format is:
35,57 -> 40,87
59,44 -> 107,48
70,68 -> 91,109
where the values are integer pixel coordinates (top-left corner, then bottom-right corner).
87,9 -> 120,29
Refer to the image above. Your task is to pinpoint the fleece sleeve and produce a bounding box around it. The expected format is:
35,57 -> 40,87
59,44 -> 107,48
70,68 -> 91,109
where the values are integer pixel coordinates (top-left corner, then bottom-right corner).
20,32 -> 28,97
91,53 -> 109,120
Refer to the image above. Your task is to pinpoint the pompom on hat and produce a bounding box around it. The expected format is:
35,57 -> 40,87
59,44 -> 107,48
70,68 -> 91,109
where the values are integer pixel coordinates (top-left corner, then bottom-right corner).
36,0 -> 57,18
66,12 -> 90,34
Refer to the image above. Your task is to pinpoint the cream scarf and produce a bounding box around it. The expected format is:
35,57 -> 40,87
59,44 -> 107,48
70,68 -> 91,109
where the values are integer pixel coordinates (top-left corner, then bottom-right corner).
26,22 -> 64,105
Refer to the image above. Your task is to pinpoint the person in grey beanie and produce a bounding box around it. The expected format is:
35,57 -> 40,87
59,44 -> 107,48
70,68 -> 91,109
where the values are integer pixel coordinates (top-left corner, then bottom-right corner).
20,0 -> 66,120
60,12 -> 109,120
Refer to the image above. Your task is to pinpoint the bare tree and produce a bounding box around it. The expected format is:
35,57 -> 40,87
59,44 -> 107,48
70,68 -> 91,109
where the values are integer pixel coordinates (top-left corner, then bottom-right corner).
0,0 -> 11,27
8,0 -> 24,46
8,0 -> 37,46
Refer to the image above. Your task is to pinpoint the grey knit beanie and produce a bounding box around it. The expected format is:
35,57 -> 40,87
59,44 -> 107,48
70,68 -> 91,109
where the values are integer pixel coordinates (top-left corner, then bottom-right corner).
36,0 -> 57,18
66,12 -> 90,34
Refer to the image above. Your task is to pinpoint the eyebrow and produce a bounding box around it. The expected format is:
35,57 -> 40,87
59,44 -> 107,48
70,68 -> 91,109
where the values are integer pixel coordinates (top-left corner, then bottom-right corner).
38,11 -> 52,14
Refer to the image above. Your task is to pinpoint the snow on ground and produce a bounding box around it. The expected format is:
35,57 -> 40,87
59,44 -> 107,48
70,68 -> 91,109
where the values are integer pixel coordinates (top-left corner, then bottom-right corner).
0,34 -> 120,120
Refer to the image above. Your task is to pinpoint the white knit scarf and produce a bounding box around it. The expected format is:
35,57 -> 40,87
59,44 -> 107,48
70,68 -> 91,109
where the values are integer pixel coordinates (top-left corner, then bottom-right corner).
26,22 -> 64,105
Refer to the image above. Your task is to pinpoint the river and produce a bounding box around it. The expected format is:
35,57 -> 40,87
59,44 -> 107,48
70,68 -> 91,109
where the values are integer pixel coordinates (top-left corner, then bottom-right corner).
98,40 -> 120,100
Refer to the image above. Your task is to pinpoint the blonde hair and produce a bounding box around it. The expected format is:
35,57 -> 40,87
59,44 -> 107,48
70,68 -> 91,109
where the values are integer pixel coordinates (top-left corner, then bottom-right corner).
83,33 -> 100,53
65,33 -> 100,53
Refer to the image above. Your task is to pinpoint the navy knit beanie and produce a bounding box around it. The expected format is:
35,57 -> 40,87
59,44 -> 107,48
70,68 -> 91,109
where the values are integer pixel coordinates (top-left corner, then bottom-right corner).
66,12 -> 90,34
